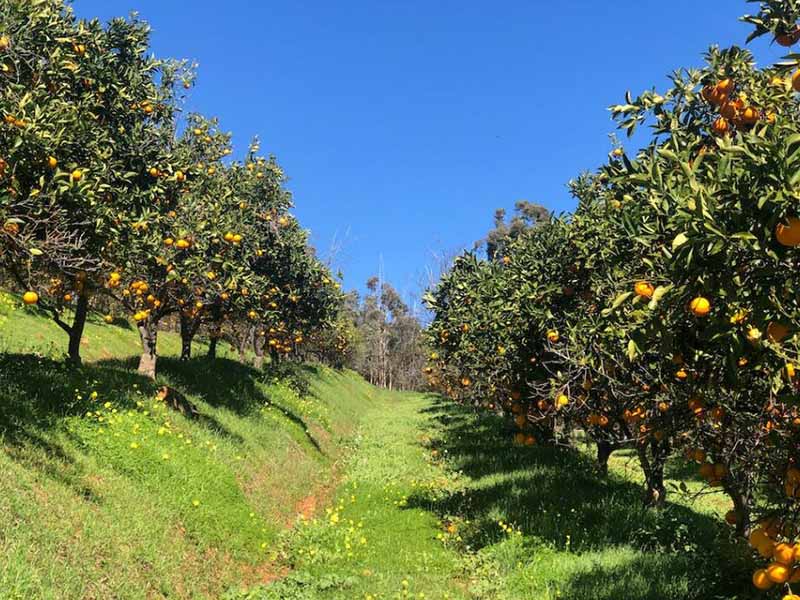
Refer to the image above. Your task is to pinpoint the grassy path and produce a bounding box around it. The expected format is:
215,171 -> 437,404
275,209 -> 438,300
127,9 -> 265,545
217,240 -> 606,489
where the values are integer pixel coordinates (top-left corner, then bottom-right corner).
231,391 -> 468,599
236,392 -> 755,600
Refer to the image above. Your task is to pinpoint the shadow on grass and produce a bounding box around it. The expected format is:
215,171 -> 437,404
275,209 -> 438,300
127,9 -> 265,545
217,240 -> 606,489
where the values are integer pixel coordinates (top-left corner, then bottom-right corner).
144,356 -> 321,453
407,397 -> 753,600
0,353 -> 161,504
0,353 -> 323,493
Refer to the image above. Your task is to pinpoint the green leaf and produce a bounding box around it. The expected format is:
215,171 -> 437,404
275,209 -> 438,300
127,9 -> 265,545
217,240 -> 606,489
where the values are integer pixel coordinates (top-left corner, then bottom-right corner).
672,232 -> 689,251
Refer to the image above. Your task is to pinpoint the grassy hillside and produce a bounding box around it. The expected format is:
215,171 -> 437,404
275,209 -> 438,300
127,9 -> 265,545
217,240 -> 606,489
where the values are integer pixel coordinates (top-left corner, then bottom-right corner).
0,292 -> 377,598
0,292 -> 757,599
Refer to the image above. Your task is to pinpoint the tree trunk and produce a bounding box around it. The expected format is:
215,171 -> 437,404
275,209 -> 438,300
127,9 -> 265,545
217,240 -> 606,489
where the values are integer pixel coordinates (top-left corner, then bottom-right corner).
253,333 -> 265,369
238,326 -> 253,362
67,292 -> 89,366
638,441 -> 668,508
138,320 -> 158,379
596,440 -> 614,476
207,336 -> 218,360
179,313 -> 196,361
726,476 -> 753,537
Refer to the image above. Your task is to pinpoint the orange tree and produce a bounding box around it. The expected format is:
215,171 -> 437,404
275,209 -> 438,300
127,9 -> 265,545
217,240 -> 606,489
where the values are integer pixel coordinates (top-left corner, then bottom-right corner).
105,113 -> 245,377
0,1 -> 185,364
248,213 -> 342,368
426,3 -> 800,572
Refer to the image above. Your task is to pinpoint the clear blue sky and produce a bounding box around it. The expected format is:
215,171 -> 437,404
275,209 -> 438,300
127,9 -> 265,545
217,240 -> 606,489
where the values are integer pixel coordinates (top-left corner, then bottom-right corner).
72,0 -> 783,309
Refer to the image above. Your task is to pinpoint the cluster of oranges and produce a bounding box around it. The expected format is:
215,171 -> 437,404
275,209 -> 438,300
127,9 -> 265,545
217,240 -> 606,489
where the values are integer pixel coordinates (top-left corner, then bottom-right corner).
702,78 -> 764,137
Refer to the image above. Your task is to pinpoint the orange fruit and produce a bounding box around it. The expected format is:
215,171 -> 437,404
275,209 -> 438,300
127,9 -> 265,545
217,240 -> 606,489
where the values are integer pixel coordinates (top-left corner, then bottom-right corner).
775,543 -> 796,566
767,562 -> 791,584
716,79 -> 734,95
22,291 -> 38,305
776,218 -> 800,246
70,169 -> 83,182
750,528 -> 770,548
546,330 -> 559,343
753,569 -> 773,590
47,156 -> 58,169
689,296 -> 711,317
741,107 -> 759,125
712,117 -> 730,136
793,70 -> 800,93
634,281 -> 654,298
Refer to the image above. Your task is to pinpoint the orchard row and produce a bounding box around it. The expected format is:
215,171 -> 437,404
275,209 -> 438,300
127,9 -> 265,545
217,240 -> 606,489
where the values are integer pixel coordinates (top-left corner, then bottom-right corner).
0,0 -> 349,376
425,2 -> 800,597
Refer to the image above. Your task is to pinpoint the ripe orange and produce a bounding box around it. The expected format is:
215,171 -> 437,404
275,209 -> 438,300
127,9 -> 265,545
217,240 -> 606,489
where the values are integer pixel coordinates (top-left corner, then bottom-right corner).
689,296 -> 711,317
750,528 -> 770,548
546,330 -> 559,343
753,568 -> 773,590
740,107 -> 759,125
556,394 -> 569,407
711,117 -> 730,136
724,510 -> 738,525
716,79 -> 734,95
22,291 -> 39,305
163,237 -> 174,246
149,167 -> 160,178
175,239 -> 190,250
175,170 -> 186,183
634,281 -> 654,298
0,35 -> 9,51
70,169 -> 83,182
776,218 -> 800,246
523,435 -> 536,446
793,70 -> 800,93
774,543 -> 796,566
767,562 -> 791,584
47,156 -> 58,169
720,101 -> 739,121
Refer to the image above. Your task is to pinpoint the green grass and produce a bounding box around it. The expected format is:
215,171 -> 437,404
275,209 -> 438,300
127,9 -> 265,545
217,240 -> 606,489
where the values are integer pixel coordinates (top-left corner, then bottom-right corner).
0,290 -> 239,362
231,397 -> 759,600
0,293 -> 378,598
0,292 -> 761,599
